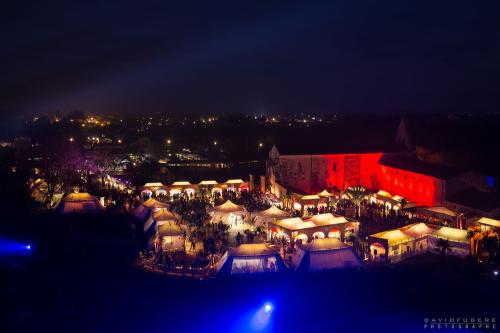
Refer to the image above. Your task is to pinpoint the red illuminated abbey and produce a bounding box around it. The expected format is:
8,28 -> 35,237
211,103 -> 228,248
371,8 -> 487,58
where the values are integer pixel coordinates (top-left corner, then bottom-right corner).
267,119 -> 499,216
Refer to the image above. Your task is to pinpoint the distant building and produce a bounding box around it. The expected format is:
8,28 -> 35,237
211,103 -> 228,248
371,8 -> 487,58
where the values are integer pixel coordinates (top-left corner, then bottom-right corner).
267,145 -> 499,212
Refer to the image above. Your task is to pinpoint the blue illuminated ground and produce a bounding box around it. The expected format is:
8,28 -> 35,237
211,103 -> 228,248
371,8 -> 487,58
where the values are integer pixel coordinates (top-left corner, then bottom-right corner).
3,254 -> 498,333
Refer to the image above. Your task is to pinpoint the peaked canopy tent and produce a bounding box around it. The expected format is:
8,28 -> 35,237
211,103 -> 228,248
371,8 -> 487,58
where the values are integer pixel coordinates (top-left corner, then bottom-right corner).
133,198 -> 170,228
292,238 -> 362,272
369,222 -> 470,262
143,208 -> 180,232
271,213 -> 359,242
475,217 -> 500,231
215,244 -> 288,275
416,206 -> 457,225
317,189 -> 335,198
55,192 -> 104,214
211,200 -> 247,224
253,205 -> 291,227
156,220 -> 185,251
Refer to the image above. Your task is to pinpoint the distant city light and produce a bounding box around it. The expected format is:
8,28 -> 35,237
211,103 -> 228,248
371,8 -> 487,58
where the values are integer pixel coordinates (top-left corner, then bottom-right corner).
167,139 -> 172,144
117,139 -> 122,144
264,303 -> 273,313
494,270 -> 498,276
213,141 -> 217,146
69,137 -> 74,142
259,142 -> 263,148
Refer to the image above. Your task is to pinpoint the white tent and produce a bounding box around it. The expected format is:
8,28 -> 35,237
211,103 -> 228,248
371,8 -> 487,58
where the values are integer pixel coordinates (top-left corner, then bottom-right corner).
253,205 -> 290,227
293,238 -> 362,272
143,208 -> 180,232
317,189 -> 334,198
157,220 -> 185,251
211,200 -> 247,224
133,198 -> 170,233
55,192 -> 104,214
215,244 -> 288,275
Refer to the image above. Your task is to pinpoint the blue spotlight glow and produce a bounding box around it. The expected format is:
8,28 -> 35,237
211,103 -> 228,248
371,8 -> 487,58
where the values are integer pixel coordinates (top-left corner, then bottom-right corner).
26,244 -> 31,250
264,303 -> 273,313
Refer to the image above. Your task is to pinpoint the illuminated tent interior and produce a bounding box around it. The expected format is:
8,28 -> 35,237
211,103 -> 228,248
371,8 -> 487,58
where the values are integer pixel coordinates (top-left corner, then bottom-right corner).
369,223 -> 470,262
55,192 -> 104,214
211,200 -> 247,224
215,244 -> 288,275
292,238 -> 362,272
157,221 -> 185,251
475,217 -> 500,231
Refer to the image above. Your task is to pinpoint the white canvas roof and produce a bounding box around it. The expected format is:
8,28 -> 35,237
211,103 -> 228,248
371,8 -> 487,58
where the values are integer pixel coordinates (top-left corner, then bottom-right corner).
213,200 -> 246,213
143,182 -> 164,187
158,221 -> 184,236
171,181 -> 191,186
255,205 -> 290,219
418,206 -> 457,218
301,194 -> 320,200
293,239 -> 361,271
199,180 -> 218,185
142,198 -> 169,210
476,217 -> 500,228
371,229 -> 414,246
56,192 -> 103,214
229,243 -> 279,257
432,227 -> 468,243
307,213 -> 349,226
317,189 -> 334,197
402,223 -> 437,238
226,179 -> 244,184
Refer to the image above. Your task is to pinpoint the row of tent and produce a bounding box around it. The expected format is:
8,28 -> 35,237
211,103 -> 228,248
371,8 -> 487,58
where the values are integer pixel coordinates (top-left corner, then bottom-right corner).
215,240 -> 361,275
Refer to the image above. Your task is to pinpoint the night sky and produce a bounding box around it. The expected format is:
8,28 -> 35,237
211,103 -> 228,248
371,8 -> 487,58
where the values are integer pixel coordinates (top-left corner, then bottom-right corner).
1,1 -> 499,116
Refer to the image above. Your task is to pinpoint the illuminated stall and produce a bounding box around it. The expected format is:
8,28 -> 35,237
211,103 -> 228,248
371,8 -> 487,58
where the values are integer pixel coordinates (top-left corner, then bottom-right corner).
215,244 -> 288,275
253,205 -> 291,227
368,222 -> 469,263
292,238 -> 362,272
211,200 -> 247,225
55,192 -> 104,214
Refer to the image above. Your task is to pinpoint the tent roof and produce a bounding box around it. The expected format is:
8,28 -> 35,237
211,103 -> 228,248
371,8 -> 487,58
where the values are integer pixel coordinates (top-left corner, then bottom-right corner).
158,221 -> 183,236
273,217 -> 305,230
274,214 -> 352,231
402,223 -> 437,238
307,213 -> 349,226
153,209 -> 179,222
418,206 -> 457,217
142,198 -> 169,209
432,227 -> 468,242
57,193 -> 103,214
228,244 -> 279,257
256,205 -> 290,219
318,189 -> 334,197
62,192 -> 99,202
301,238 -> 349,252
171,181 -> 191,186
377,190 -> 393,199
301,194 -> 320,200
371,229 -> 413,245
226,179 -> 244,184
477,217 -> 500,228
199,180 -> 218,185
144,182 -> 164,187
213,200 -> 246,213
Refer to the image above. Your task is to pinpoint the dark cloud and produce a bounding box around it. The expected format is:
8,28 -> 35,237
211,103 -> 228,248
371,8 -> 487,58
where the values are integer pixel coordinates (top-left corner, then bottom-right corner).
1,1 -> 499,116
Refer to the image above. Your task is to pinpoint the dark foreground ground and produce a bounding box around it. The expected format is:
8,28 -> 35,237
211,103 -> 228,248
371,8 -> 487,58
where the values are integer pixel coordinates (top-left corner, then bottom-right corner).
2,251 -> 499,333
